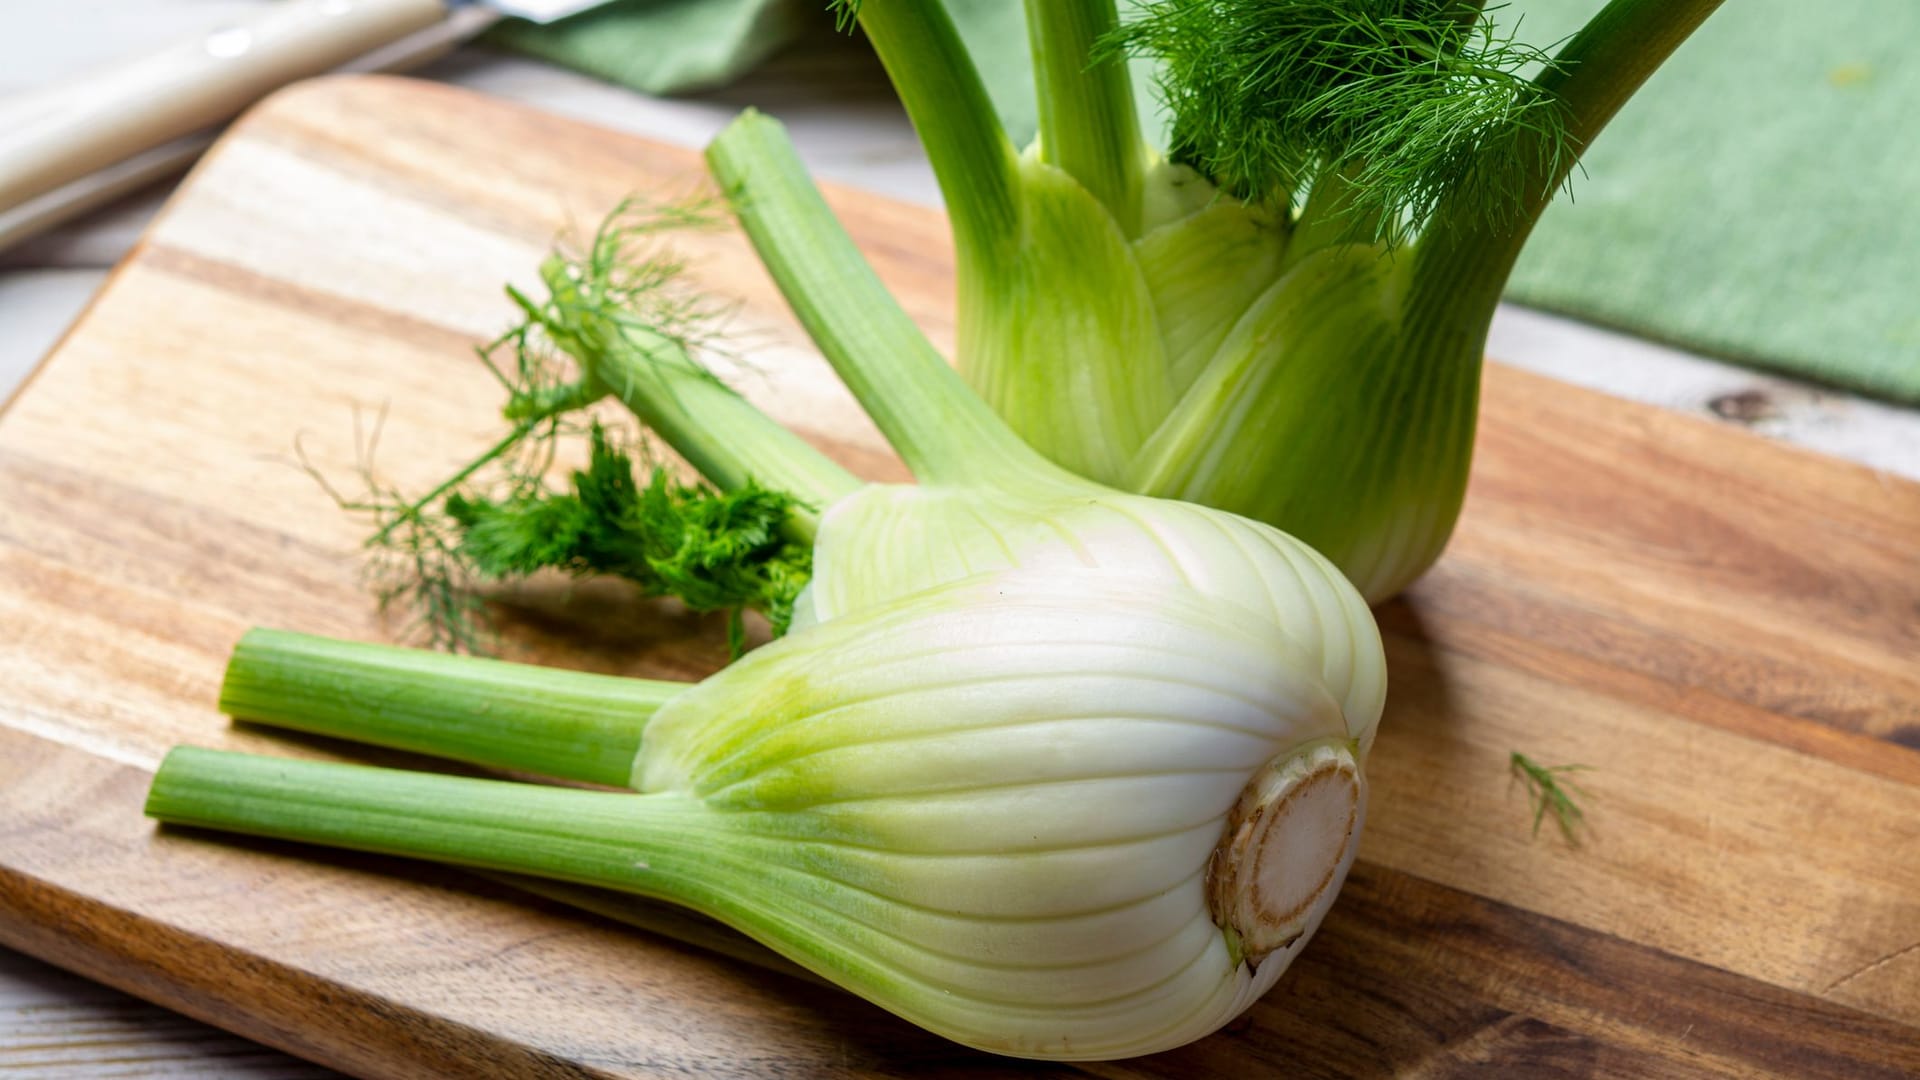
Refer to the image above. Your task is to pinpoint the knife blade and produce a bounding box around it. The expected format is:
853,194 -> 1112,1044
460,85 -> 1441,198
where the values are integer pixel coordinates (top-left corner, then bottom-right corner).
0,0 -> 613,248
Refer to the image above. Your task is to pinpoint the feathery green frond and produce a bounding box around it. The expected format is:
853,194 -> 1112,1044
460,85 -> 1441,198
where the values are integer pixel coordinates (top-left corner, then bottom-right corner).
520,194 -> 734,392
299,406 -> 493,655
1106,0 -> 1574,246
1510,751 -> 1593,846
446,423 -> 811,655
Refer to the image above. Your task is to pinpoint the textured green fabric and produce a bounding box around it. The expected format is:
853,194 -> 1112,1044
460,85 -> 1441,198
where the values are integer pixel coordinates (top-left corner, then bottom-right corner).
484,0 -> 1090,127
496,0 -> 1919,402
1504,0 -> 1920,402
486,0 -> 806,95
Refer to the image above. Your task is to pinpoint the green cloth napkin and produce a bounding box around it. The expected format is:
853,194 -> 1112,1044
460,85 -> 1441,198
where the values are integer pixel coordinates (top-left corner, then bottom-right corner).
1502,0 -> 1920,403
495,0 -> 1920,403
486,0 -> 806,95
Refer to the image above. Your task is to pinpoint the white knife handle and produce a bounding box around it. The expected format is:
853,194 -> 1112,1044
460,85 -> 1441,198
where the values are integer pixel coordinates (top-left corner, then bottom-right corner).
0,0 -> 448,211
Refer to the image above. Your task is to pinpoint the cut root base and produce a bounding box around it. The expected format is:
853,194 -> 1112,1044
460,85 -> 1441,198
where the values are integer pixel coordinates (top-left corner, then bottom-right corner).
1208,742 -> 1365,962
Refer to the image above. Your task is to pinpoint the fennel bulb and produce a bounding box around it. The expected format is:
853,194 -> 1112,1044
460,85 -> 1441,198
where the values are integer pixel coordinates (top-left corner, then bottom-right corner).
816,0 -> 1724,599
153,564 -> 1380,1059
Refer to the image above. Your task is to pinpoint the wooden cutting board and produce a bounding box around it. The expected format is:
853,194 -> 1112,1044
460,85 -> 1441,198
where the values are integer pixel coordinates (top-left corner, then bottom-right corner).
3,76 -> 1918,1079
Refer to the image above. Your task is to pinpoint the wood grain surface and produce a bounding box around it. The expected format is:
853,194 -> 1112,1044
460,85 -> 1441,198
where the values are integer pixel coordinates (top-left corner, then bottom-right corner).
2,75 -> 1917,1078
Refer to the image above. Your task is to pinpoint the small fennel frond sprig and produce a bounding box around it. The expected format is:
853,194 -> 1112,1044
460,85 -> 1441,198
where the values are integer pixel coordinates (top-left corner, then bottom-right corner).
363,194 -> 729,552
499,192 -> 738,425
443,422 -> 811,658
1510,751 -> 1593,846
298,404 -> 492,654
382,419 -> 810,660
339,198 -> 811,656
1106,0 -> 1576,247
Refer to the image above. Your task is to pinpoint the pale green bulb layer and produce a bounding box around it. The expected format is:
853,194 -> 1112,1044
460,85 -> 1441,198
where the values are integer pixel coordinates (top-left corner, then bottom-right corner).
960,153 -> 1173,486
1127,240 -> 1485,601
800,478 -> 1386,751
1134,192 -> 1291,396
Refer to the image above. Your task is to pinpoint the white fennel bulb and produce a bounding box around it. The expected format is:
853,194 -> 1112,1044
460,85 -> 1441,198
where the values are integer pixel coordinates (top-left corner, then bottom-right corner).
630,568 -> 1376,1058
153,565 -> 1380,1060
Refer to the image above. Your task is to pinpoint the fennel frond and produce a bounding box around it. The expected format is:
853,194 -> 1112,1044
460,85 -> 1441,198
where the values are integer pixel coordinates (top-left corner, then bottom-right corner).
1510,750 -> 1593,846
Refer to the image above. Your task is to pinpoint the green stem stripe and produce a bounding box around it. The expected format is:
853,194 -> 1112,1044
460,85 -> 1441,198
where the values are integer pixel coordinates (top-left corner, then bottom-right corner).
145,748 -> 719,894
220,629 -> 686,788
1026,0 -> 1144,236
855,0 -> 1020,263
706,112 -> 1056,488
581,321 -> 861,540
143,750 -> 915,1013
